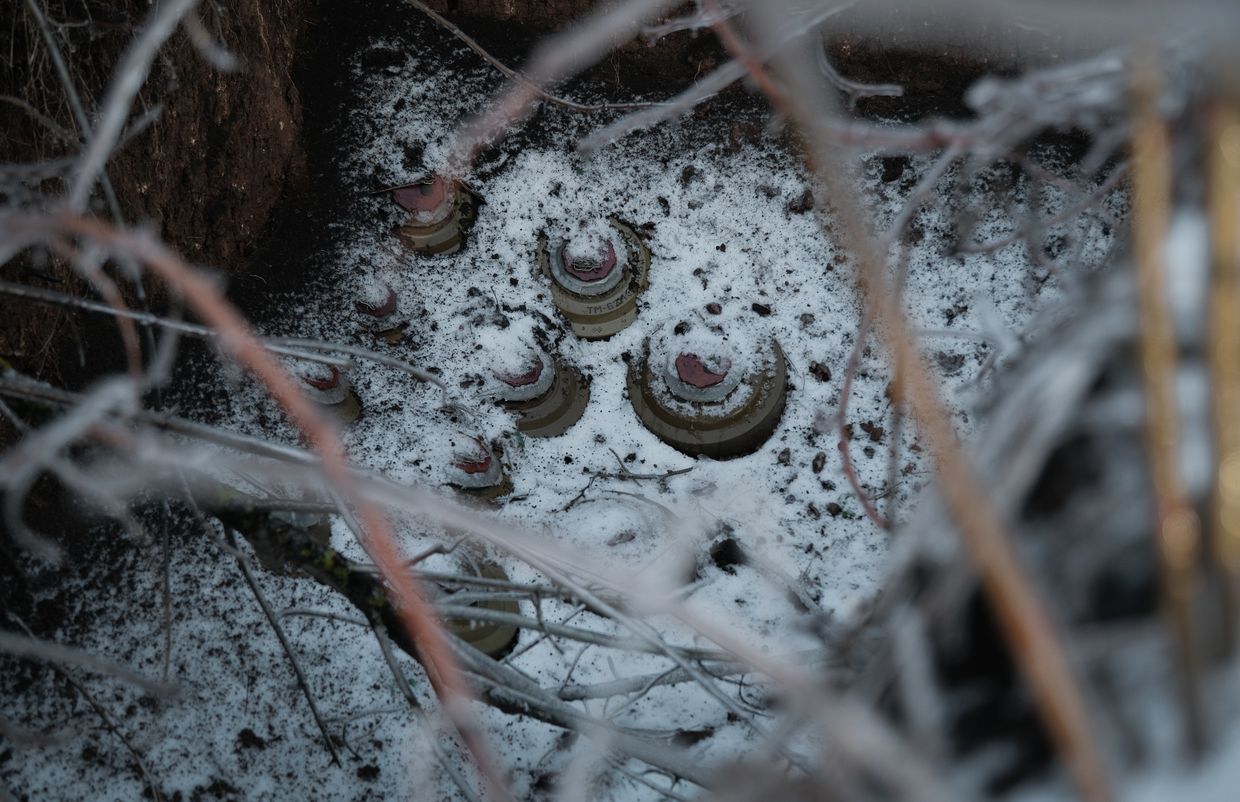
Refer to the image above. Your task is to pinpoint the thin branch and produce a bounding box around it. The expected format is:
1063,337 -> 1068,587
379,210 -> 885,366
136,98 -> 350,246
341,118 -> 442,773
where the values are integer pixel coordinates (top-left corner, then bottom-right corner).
957,162 -> 1130,255
445,0 -> 678,174
815,37 -> 903,109
182,9 -> 238,71
68,0 -> 197,211
449,638 -> 717,788
0,94 -> 77,143
579,1 -> 884,155
642,1 -> 739,43
0,629 -> 174,699
0,280 -> 443,388
222,527 -> 342,765
1130,56 -> 1204,757
406,0 -> 662,113
4,213 -> 513,802
23,0 -> 122,223
434,603 -> 731,660
53,667 -> 166,801
754,2 -> 1114,797
1207,86 -> 1240,646
835,315 -> 892,530
704,0 -> 790,111
371,620 -> 484,802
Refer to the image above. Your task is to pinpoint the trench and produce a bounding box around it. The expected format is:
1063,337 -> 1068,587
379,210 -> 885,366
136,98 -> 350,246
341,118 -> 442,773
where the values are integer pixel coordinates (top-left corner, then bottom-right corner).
0,2 -> 1120,799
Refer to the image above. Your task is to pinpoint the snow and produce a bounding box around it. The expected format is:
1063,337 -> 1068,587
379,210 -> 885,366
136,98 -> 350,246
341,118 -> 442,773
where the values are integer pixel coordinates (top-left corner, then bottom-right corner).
561,220 -> 626,268
1,18 -> 1132,802
473,318 -> 554,401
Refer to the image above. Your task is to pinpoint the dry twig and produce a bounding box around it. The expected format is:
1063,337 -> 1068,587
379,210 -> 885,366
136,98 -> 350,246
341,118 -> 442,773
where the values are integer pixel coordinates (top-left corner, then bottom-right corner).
2,213 -> 514,802
745,1 -> 1116,797
1131,56 -> 1205,756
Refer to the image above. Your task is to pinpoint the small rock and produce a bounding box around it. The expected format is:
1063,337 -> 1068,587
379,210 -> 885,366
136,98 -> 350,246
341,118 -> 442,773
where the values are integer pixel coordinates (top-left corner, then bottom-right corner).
799,313 -> 816,327
812,452 -> 826,473
657,196 -> 671,216
751,302 -> 773,316
710,537 -> 747,574
237,729 -> 267,750
826,502 -> 843,517
859,421 -> 885,442
607,531 -> 637,546
672,727 -> 716,747
904,221 -> 925,246
777,448 -> 791,465
807,503 -> 821,519
706,302 -> 722,315
691,481 -> 718,497
787,188 -> 814,214
357,765 -> 380,781
674,321 -> 691,335
880,156 -> 909,184
680,165 -> 702,185
935,351 -> 967,375
728,121 -> 761,152
809,361 -> 831,382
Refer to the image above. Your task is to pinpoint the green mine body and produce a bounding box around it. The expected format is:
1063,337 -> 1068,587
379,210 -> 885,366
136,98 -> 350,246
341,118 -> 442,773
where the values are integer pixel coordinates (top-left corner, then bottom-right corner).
323,387 -> 363,424
627,338 -> 789,460
457,473 -> 513,502
446,437 -> 512,502
501,359 -> 590,438
299,365 -> 363,424
537,217 -> 650,340
442,561 -> 520,659
374,324 -> 408,345
392,176 -> 477,255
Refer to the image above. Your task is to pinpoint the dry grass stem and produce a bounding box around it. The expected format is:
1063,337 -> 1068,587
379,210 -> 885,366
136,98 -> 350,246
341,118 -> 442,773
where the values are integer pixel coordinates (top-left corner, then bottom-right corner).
1131,56 -> 1206,757
3,213 -> 514,802
751,2 -> 1115,798
1207,88 -> 1240,641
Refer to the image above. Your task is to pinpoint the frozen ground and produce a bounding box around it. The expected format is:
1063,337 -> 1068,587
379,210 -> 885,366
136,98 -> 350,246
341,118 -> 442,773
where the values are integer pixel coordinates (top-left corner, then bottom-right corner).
2,18 -> 1126,802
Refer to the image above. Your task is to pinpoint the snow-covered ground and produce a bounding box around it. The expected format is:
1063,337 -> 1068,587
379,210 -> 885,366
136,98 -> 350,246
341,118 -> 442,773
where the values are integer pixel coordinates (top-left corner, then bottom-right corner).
1,20 -> 1128,802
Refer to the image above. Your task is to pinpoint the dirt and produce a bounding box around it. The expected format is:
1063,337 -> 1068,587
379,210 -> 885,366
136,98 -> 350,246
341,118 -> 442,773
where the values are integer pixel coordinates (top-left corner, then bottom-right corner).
420,0 -> 1067,120
1,0 -> 1079,685
0,0 -> 1063,386
111,3 -> 308,274
0,0 -> 313,635
0,0 -> 311,384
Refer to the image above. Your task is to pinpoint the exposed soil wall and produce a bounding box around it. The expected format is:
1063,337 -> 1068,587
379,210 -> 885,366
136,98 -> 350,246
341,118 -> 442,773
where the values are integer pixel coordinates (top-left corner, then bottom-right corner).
422,0 -> 1064,119
0,0 -> 311,381
114,4 -> 307,272
0,0 -> 1068,606
0,0 -> 313,613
